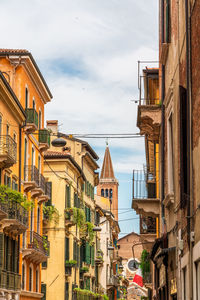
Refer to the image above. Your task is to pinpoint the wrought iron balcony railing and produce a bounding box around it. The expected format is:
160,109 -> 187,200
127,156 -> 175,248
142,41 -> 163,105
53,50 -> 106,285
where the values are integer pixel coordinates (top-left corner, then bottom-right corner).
25,108 -> 38,128
0,269 -> 7,289
0,270 -> 21,290
24,165 -> 39,186
0,135 -> 17,167
39,129 -> 50,147
132,170 -> 156,200
138,98 -> 160,106
7,200 -> 29,228
28,231 -> 50,257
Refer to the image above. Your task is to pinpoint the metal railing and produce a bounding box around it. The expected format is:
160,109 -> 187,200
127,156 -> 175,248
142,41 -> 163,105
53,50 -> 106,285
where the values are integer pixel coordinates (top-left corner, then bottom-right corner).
7,200 -> 28,227
39,174 -> 45,193
140,216 -> 156,234
139,98 -> 160,106
24,165 -> 39,186
25,108 -> 38,128
132,170 -> 156,199
0,135 -> 17,163
28,231 -> 49,256
39,129 -> 50,147
0,270 -> 21,290
107,275 -> 118,287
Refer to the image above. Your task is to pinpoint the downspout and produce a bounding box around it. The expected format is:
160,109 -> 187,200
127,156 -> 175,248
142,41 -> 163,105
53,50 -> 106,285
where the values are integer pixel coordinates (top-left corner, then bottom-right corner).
185,0 -> 193,299
161,66 -> 165,224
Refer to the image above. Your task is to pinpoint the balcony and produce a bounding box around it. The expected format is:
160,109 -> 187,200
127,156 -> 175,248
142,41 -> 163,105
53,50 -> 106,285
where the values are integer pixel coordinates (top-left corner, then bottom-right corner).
24,108 -> 38,133
38,180 -> 50,204
22,231 -> 50,263
0,198 -> 8,221
0,270 -> 21,291
1,200 -> 28,234
0,135 -> 17,168
137,99 -> 161,141
24,166 -> 39,192
107,275 -> 119,288
31,173 -> 45,198
132,170 -> 160,218
65,209 -> 75,227
39,129 -> 50,152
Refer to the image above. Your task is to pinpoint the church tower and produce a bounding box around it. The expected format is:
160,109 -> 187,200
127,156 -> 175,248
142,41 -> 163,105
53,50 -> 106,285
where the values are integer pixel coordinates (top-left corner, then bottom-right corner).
97,145 -> 119,221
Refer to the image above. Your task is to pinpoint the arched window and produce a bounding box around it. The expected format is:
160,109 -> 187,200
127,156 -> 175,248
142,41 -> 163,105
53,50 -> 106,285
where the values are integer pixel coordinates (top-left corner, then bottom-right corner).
29,265 -> 33,291
105,189 -> 108,197
33,98 -> 35,110
109,189 -> 113,199
101,189 -> 104,197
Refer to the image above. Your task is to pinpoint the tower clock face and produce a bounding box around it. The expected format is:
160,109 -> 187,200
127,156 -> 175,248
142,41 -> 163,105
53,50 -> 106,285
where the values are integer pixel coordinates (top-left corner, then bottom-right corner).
127,259 -> 139,272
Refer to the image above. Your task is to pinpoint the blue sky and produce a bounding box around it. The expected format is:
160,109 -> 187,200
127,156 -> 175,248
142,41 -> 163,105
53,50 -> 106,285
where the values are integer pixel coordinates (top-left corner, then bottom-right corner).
0,0 -> 158,237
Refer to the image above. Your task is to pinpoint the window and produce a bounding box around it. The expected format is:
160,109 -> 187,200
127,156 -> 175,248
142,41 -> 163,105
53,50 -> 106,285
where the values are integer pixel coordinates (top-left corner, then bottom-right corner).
30,209 -> 34,232
24,138 -> 27,180
29,266 -> 33,291
36,268 -> 39,292
6,124 -> 9,136
105,189 -> 108,197
32,147 -> 35,167
101,189 -> 104,197
22,232 -> 26,249
25,87 -> 29,109
109,189 -> 113,199
183,267 -> 187,300
41,283 -> 46,300
38,155 -> 41,174
168,113 -> 174,193
33,98 -> 35,110
162,0 -> 171,43
39,110 -> 42,129
65,185 -> 71,208
37,207 -> 40,234
22,263 -> 26,290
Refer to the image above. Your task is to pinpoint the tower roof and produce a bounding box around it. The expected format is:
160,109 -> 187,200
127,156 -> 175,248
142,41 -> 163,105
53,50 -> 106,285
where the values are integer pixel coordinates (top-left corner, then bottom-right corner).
100,146 -> 115,180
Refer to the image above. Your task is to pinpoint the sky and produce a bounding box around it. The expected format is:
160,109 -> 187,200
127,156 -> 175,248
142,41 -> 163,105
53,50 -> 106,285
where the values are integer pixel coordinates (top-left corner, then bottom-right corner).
0,0 -> 158,236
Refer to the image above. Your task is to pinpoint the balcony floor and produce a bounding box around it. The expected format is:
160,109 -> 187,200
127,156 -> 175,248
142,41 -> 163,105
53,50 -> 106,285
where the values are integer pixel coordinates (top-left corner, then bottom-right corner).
132,198 -> 160,218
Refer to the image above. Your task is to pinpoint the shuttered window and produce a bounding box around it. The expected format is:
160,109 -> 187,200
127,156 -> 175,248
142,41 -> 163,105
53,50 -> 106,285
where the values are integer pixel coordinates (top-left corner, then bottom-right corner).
95,212 -> 100,226
65,237 -> 69,261
86,242 -> 90,265
65,282 -> 69,300
165,0 -> 171,43
91,245 -> 94,267
81,240 -> 86,263
85,277 -> 90,290
45,182 -> 52,206
41,283 -> 46,300
65,185 -> 71,208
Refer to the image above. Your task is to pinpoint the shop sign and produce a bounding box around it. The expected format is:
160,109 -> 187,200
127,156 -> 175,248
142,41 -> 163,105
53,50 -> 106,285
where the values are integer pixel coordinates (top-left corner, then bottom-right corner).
170,278 -> 177,295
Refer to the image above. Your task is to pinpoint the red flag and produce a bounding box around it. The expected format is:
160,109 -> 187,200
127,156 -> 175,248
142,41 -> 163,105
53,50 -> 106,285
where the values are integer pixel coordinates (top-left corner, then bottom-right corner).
133,268 -> 143,287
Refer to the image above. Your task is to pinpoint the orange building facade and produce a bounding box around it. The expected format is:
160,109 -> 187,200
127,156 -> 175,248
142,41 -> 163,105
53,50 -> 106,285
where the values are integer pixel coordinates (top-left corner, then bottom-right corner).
0,49 -> 52,300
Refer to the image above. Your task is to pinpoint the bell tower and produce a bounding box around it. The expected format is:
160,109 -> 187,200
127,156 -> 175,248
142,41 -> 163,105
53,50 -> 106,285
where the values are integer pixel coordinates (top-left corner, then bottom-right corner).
97,145 -> 119,221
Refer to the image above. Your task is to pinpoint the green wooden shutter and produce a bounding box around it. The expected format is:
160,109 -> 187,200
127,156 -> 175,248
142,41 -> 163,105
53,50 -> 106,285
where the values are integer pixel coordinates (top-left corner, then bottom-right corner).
65,186 -> 71,208
0,233 -> 4,269
65,282 -> 69,300
46,182 -> 52,206
82,183 -> 85,192
65,237 -> 69,261
41,283 -> 46,300
77,245 -> 80,267
86,242 -> 90,265
14,240 -> 18,273
91,245 -> 94,267
88,207 -> 91,222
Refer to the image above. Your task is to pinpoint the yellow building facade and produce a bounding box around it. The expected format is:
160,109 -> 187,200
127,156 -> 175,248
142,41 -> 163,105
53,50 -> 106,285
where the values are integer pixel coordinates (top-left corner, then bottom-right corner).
41,120 -> 100,300
0,49 -> 52,300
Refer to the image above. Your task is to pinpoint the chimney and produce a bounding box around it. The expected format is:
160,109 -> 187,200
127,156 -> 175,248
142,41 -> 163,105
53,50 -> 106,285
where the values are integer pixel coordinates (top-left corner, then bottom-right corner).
46,120 -> 58,134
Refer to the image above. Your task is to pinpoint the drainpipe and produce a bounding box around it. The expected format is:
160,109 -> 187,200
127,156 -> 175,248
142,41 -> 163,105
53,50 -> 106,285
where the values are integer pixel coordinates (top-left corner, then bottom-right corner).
161,65 -> 165,225
185,0 -> 193,299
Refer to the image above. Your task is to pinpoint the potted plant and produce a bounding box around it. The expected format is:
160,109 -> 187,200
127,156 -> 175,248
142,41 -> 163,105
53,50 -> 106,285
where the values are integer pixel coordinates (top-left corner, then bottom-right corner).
80,266 -> 89,273
65,259 -> 77,267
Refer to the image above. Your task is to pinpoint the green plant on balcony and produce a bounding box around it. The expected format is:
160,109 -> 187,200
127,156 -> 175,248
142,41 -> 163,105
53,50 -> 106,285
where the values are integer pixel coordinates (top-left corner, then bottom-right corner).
140,249 -> 150,278
65,259 -> 77,267
86,221 -> 94,244
74,288 -> 109,299
65,207 -> 85,228
42,236 -> 49,253
103,295 -> 109,300
80,266 -> 89,273
43,205 -> 59,224
0,185 -> 33,210
33,238 -> 39,249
